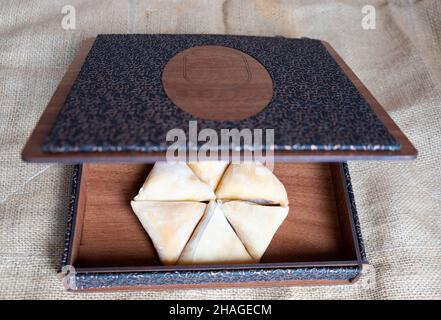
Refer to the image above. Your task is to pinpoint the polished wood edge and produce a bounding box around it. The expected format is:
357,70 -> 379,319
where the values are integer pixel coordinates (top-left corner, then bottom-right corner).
21,38 -> 97,162
321,40 -> 417,159
23,150 -> 417,164
21,37 -> 417,163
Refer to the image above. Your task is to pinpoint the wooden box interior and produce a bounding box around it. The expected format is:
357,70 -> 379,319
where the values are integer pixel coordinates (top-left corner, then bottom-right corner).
69,162 -> 359,271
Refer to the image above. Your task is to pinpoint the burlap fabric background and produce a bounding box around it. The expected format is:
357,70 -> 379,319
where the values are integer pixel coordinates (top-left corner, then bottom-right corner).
1,0 -> 440,299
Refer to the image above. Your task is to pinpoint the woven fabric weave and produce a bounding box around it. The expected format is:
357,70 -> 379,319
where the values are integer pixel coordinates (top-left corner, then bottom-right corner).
0,0 -> 440,299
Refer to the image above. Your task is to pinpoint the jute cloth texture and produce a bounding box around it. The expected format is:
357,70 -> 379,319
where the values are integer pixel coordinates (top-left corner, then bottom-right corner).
0,0 -> 440,299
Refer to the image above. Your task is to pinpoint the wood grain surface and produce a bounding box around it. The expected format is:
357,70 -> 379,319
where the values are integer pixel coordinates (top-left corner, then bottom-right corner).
70,162 -> 358,269
162,45 -> 273,120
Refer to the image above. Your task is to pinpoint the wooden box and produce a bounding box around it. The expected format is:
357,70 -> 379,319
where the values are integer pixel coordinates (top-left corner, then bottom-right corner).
22,35 -> 416,291
60,162 -> 364,290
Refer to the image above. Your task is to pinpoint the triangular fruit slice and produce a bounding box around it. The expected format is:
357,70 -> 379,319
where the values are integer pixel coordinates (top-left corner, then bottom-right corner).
178,201 -> 255,265
187,161 -> 229,190
220,201 -> 289,261
131,201 -> 206,265
134,162 -> 215,201
216,162 -> 289,206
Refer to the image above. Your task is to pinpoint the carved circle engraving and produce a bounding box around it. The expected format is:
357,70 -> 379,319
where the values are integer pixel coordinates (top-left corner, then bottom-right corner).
162,45 -> 273,121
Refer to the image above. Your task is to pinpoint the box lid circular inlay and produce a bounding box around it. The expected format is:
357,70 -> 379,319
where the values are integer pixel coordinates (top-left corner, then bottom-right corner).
162,45 -> 273,121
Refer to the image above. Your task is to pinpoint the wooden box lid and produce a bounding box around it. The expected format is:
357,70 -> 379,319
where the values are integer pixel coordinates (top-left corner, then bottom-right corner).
22,35 -> 416,163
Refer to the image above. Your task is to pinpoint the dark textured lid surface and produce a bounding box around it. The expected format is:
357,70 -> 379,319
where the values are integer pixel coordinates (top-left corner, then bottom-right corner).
22,35 -> 417,163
